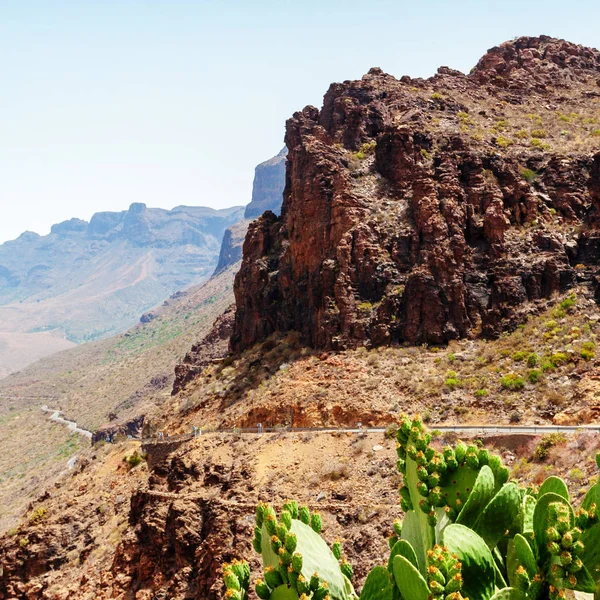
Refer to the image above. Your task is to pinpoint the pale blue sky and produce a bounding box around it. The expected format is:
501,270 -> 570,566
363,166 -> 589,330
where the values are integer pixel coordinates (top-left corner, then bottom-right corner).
1,0 -> 599,243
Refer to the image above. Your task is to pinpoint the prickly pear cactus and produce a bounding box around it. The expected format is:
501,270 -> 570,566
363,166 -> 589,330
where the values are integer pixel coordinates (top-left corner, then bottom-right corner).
250,501 -> 356,600
395,414 -> 514,574
223,417 -> 600,600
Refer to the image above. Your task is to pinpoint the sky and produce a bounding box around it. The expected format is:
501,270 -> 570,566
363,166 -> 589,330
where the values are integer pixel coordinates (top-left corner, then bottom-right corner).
1,0 -> 599,244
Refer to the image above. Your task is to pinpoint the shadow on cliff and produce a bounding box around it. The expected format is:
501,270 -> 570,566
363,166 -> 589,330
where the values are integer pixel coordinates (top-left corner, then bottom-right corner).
214,331 -> 310,408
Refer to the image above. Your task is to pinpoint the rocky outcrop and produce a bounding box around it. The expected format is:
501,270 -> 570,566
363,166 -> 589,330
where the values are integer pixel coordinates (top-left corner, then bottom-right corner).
211,149 -> 287,277
172,305 -> 236,395
232,37 -> 600,352
91,415 -> 146,444
212,220 -> 250,276
244,147 -> 287,219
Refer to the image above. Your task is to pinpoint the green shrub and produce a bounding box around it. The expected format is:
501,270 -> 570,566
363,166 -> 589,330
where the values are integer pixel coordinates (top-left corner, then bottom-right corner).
474,388 -> 488,397
431,92 -> 443,100
520,167 -> 538,183
512,351 -> 528,362
582,349 -> 595,361
28,507 -> 48,525
541,360 -> 555,373
500,373 -> 525,390
559,295 -> 576,312
444,370 -> 460,390
530,138 -> 550,150
447,353 -> 456,363
495,135 -> 513,148
549,352 -> 568,367
530,129 -> 547,138
534,433 -> 567,461
355,141 -> 376,160
570,468 -> 585,481
591,129 -> 600,137
526,353 -> 539,367
528,369 -> 542,384
124,450 -> 146,469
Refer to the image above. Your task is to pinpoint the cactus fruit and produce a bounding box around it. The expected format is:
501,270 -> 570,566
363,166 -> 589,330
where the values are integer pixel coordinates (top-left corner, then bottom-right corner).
224,416 -> 600,600
222,560 -> 250,600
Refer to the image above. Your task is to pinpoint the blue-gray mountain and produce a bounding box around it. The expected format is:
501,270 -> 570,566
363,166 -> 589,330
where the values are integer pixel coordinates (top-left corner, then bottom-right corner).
0,203 -> 243,376
213,147 -> 287,275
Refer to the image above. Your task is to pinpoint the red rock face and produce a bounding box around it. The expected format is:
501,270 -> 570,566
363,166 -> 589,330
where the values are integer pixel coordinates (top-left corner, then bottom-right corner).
172,305 -> 236,395
232,37 -> 600,351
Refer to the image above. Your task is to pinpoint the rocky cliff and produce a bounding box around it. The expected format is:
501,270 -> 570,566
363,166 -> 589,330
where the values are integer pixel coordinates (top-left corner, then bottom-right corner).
243,147 -> 287,219
212,220 -> 251,276
212,149 -> 287,276
232,36 -> 600,352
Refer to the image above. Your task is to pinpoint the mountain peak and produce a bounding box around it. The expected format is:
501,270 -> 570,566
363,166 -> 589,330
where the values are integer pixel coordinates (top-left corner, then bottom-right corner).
470,35 -> 600,89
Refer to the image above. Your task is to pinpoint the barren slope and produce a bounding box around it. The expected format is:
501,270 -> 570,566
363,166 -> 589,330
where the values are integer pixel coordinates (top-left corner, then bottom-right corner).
0,264 -> 237,532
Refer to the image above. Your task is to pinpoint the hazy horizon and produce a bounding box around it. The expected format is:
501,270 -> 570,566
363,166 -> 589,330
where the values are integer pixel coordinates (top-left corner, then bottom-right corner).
2,0 -> 600,244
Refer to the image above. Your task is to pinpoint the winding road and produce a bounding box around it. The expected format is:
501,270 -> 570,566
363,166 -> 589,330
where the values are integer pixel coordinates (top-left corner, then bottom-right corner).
40,405 -> 93,439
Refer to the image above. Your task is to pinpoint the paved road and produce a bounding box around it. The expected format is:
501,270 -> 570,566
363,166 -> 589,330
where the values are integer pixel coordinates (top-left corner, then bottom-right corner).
142,423 -> 600,445
40,405 -> 92,439
340,425 -> 600,435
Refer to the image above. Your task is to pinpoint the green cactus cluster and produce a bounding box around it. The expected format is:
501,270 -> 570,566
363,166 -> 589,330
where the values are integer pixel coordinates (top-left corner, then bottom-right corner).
248,500 -> 356,600
223,415 -> 600,600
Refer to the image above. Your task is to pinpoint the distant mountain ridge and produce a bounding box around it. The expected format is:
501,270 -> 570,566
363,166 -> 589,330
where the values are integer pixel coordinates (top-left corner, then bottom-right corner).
0,202 -> 243,376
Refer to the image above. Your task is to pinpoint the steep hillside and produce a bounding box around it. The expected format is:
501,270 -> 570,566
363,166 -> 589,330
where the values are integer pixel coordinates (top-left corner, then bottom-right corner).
233,36 -> 600,352
0,264 -> 237,533
213,219 -> 252,276
1,283 -> 599,597
0,203 -> 243,376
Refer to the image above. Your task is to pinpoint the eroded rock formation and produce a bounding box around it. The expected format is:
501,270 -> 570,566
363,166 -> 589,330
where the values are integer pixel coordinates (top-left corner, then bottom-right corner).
232,36 -> 600,351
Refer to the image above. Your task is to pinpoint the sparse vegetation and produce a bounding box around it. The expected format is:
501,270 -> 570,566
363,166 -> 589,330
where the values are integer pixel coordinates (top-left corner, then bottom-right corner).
534,433 -> 567,461
499,373 -> 525,390
228,416 -> 600,600
444,371 -> 460,390
520,167 -> 538,183
28,507 -> 48,525
355,141 -> 376,160
123,450 -> 146,469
